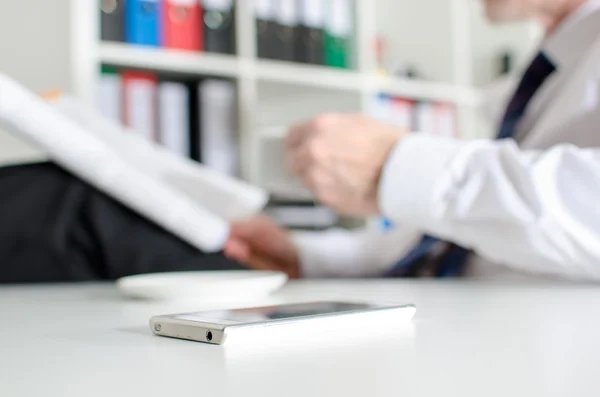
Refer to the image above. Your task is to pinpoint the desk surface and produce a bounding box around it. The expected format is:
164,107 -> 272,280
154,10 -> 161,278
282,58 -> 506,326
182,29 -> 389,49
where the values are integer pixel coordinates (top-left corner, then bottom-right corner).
1,279 -> 599,397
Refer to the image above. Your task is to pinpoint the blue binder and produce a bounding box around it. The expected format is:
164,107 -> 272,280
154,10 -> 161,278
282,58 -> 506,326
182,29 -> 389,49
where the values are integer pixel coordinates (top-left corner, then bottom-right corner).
125,0 -> 161,47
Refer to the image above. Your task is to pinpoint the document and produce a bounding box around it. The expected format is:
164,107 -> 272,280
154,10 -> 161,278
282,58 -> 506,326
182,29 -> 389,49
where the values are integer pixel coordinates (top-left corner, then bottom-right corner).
0,74 -> 268,252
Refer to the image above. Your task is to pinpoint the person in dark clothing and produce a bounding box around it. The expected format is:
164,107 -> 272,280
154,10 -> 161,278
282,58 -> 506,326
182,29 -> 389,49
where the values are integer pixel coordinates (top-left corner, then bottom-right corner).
0,162 -> 243,283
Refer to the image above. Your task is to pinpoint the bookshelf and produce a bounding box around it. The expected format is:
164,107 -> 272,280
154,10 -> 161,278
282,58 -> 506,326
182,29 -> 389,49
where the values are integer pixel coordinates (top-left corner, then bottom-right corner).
66,0 -> 540,199
98,43 -> 241,78
98,42 -> 484,102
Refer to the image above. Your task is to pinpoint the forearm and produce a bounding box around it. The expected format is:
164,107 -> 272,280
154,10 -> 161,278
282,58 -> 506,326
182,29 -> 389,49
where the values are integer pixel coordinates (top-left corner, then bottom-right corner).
380,135 -> 600,280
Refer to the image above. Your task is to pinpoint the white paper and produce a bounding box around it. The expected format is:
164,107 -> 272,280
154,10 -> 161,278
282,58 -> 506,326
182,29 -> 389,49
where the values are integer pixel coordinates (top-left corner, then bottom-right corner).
52,93 -> 266,221
199,80 -> 238,177
0,74 -> 268,252
301,0 -> 326,28
158,82 -> 190,157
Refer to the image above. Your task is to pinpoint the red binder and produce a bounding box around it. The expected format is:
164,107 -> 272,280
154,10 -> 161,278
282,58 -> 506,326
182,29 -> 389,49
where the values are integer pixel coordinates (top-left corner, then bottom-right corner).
162,0 -> 203,51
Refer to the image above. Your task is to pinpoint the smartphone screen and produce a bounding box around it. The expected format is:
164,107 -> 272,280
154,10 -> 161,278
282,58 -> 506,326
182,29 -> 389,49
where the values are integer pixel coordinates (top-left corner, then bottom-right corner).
174,301 -> 378,325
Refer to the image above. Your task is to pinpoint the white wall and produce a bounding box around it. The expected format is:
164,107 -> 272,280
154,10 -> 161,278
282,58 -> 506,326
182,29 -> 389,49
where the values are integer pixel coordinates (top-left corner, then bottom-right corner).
0,0 -> 73,93
469,1 -> 542,86
0,0 -> 73,161
375,0 -> 456,83
375,0 -> 540,85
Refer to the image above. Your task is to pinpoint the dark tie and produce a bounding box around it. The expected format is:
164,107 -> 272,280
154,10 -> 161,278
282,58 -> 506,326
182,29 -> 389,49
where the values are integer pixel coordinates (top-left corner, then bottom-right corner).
387,52 -> 556,278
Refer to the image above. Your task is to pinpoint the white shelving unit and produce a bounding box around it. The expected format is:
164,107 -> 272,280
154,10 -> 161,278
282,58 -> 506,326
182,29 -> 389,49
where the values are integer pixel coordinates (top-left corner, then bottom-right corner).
98,42 -> 482,101
67,0 -> 539,196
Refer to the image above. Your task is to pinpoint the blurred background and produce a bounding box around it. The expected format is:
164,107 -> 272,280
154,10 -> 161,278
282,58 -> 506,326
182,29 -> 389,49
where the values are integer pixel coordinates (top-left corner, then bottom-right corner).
0,0 -> 541,230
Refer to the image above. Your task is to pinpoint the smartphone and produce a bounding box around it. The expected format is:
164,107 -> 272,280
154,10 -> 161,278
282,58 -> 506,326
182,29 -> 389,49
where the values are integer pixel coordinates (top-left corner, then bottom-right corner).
150,301 -> 416,345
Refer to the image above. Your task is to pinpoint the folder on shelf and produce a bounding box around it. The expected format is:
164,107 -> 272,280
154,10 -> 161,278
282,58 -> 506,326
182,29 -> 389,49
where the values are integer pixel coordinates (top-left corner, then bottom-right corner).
390,97 -> 415,130
97,66 -> 122,124
255,0 -> 277,59
272,0 -> 298,62
433,103 -> 457,137
158,81 -> 191,157
325,0 -> 354,69
100,0 -> 125,42
122,71 -> 158,142
162,0 -> 203,51
296,0 -> 326,65
195,79 -> 238,176
0,74 -> 268,252
202,0 -> 236,54
414,101 -> 435,134
125,0 -> 161,47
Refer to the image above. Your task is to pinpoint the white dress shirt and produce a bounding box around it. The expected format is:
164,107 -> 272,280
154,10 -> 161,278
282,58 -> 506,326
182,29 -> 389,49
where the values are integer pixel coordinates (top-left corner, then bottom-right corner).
293,0 -> 600,281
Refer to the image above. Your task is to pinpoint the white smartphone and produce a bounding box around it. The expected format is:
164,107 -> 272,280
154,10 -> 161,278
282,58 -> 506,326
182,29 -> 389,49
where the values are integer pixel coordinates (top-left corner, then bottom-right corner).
150,301 -> 416,345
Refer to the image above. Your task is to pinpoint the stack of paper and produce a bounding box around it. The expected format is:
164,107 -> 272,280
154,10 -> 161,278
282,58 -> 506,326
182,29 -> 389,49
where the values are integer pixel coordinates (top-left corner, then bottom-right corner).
0,74 -> 268,252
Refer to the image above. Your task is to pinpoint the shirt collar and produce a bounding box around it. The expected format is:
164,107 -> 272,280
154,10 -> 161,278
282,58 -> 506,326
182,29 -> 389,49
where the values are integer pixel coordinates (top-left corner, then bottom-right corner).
543,0 -> 600,70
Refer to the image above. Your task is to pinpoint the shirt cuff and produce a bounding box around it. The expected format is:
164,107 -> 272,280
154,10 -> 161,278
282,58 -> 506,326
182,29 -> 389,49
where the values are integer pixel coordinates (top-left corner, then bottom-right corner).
291,231 -> 337,278
291,228 -> 391,279
378,134 -> 465,228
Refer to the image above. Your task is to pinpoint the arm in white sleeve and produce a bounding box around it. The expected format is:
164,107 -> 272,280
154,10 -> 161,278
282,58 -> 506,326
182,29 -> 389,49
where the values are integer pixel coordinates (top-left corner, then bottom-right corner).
291,222 -> 422,278
379,134 -> 600,280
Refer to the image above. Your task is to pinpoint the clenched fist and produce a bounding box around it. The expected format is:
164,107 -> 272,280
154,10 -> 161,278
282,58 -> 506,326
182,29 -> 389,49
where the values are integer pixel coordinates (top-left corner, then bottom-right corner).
286,113 -> 407,216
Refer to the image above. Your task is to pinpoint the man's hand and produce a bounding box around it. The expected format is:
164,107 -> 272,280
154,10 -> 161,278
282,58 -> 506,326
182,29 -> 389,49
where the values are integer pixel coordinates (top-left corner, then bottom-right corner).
286,113 -> 407,216
224,215 -> 301,279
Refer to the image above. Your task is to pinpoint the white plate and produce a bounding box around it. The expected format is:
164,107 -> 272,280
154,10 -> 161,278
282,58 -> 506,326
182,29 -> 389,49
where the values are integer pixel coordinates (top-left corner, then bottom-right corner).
116,270 -> 288,301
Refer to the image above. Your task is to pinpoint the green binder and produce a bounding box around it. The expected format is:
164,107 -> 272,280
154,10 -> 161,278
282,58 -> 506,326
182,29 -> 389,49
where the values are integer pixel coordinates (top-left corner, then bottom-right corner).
324,0 -> 354,69
324,33 -> 350,68
101,65 -> 119,76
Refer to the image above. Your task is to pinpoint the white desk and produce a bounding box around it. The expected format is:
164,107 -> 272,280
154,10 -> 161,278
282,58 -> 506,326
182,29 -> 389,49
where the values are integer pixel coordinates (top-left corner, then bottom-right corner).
1,280 -> 599,397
